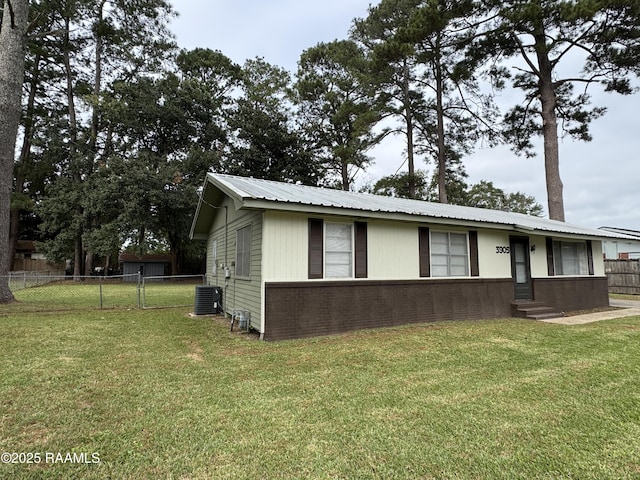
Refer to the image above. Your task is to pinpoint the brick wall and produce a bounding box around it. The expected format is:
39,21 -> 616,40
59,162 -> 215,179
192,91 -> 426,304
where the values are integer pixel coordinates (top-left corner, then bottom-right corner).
532,276 -> 610,312
264,278 -> 514,341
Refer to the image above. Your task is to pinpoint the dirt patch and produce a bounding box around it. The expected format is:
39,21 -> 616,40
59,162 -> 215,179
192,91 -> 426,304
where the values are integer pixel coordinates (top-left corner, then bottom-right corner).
184,340 -> 204,362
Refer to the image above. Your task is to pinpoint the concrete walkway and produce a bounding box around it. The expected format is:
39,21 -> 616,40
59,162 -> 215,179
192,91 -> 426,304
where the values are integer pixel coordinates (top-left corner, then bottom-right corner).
540,298 -> 640,325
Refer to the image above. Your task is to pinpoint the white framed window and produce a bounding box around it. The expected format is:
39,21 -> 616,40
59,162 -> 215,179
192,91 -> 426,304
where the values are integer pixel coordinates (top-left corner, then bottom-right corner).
325,223 -> 353,278
236,225 -> 251,278
431,231 -> 469,277
553,241 -> 588,275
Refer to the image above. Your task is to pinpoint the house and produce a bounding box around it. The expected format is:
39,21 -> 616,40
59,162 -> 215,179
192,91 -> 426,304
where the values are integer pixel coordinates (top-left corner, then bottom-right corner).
190,173 -> 631,341
118,253 -> 174,281
13,240 -> 65,273
599,227 -> 640,259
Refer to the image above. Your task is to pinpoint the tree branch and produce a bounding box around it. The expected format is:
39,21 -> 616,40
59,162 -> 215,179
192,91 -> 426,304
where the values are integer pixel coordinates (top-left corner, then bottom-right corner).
6,0 -> 16,29
512,33 -> 540,77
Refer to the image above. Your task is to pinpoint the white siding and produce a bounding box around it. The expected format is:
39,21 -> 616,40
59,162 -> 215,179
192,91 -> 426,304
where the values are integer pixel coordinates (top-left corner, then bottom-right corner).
529,235 -> 549,278
262,211 -> 308,281
368,221 -> 419,279
477,230 -> 512,278
259,212 -> 607,293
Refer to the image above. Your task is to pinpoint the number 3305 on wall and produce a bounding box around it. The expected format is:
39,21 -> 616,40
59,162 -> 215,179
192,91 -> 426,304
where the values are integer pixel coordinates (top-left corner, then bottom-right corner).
496,246 -> 510,254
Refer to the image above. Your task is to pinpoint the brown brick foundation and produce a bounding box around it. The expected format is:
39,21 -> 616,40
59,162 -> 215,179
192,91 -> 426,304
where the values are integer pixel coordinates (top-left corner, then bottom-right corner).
264,278 -> 514,341
262,276 -> 611,340
532,276 -> 609,313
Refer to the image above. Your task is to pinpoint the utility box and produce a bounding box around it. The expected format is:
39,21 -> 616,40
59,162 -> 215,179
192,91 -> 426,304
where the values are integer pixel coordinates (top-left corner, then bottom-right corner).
194,285 -> 222,315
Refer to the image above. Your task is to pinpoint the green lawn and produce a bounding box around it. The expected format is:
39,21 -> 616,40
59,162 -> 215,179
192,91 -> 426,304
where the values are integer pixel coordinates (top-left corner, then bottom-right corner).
1,302 -> 639,479
9,281 -> 199,311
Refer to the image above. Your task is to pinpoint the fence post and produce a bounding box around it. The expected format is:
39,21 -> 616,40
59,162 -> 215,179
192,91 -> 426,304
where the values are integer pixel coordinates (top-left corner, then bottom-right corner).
137,272 -> 142,309
99,276 -> 103,309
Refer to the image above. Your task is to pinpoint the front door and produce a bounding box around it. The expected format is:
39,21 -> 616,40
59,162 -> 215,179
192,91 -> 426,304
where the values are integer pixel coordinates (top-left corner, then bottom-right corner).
510,237 -> 532,300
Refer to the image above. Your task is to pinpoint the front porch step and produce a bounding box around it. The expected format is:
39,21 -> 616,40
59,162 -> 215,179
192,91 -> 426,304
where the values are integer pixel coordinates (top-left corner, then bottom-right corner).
511,301 -> 563,320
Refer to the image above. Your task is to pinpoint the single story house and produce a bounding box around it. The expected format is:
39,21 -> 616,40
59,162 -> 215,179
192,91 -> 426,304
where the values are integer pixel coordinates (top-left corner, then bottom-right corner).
600,227 -> 640,259
13,240 -> 66,273
190,173 -> 632,341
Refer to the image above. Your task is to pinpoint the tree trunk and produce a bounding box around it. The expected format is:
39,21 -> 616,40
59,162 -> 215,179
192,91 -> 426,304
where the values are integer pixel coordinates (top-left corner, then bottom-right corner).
0,0 -> 30,303
341,161 -> 350,191
9,51 -> 41,272
534,29 -> 565,221
434,44 -> 448,204
62,15 -> 86,279
402,60 -> 417,199
8,170 -> 22,272
74,235 -> 83,279
85,251 -> 94,276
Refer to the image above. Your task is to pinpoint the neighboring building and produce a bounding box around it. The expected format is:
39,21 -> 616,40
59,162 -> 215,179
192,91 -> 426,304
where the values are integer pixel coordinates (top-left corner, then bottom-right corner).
600,227 -> 640,259
190,174 -> 631,341
13,240 -> 65,273
118,253 -> 173,281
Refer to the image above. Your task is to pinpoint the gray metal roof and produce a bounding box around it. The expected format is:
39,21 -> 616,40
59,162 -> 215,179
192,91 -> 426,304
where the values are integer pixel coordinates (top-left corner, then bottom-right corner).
600,227 -> 640,240
203,173 -> 632,240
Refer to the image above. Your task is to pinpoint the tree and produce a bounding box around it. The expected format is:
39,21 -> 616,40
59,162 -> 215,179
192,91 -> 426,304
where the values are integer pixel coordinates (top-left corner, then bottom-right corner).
466,180 -> 543,215
365,170 -> 431,200
225,58 -> 321,184
33,0 -> 176,277
9,0 -> 71,271
404,0 -> 499,204
484,0 -> 640,220
368,172 -> 543,216
426,150 -> 470,204
72,49 -> 242,273
295,40 -> 388,190
354,0 -> 498,202
352,0 -> 427,198
0,0 -> 30,303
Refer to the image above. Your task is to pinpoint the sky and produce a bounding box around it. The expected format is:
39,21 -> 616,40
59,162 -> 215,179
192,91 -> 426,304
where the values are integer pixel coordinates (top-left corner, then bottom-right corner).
169,0 -> 640,230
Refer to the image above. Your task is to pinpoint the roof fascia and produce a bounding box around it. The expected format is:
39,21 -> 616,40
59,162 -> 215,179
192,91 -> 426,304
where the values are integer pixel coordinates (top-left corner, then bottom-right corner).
240,198 -> 619,240
190,174 -> 244,240
189,176 -> 209,240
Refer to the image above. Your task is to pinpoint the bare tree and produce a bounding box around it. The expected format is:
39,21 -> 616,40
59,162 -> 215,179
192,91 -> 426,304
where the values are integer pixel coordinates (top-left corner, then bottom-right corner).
0,0 -> 30,303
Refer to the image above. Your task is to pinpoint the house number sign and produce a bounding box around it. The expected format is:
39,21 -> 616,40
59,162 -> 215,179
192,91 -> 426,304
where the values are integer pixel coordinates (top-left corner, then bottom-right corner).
495,246 -> 511,254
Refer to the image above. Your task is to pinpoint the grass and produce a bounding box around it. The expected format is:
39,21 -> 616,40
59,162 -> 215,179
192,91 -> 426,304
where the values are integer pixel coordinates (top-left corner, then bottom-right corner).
1,300 -> 639,479
610,293 -> 640,301
7,280 -> 199,311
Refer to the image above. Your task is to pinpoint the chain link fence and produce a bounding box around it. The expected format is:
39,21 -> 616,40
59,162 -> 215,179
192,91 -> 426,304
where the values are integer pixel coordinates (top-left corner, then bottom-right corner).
2,273 -> 205,312
141,275 -> 205,309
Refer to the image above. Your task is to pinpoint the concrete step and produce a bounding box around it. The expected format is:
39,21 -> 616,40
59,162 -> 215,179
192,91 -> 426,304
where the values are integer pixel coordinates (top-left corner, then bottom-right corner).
511,301 -> 563,320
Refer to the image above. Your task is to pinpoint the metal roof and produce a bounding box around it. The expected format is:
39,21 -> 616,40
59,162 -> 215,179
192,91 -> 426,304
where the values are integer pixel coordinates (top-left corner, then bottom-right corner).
600,227 -> 640,240
197,173 -> 633,240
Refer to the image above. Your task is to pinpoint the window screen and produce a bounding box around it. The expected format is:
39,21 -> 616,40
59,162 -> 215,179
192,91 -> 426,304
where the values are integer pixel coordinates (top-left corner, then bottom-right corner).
325,223 -> 352,278
553,241 -> 588,275
431,232 -> 469,277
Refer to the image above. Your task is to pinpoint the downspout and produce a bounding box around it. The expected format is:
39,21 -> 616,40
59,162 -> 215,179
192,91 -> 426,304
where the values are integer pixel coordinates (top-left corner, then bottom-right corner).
223,202 -> 229,319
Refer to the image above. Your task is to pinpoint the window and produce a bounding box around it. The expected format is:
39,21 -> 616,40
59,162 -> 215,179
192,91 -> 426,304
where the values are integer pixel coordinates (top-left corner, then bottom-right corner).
553,241 -> 588,275
325,223 -> 352,278
308,219 -> 367,279
236,225 -> 251,278
431,232 -> 469,277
